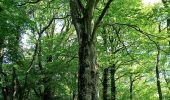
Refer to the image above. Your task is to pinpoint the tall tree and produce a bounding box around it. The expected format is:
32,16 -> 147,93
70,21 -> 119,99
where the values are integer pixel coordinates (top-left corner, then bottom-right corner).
70,0 -> 113,99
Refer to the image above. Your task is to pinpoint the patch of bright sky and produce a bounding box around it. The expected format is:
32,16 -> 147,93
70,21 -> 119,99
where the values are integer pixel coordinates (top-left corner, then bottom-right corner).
142,0 -> 161,6
54,20 -> 63,33
21,30 -> 32,49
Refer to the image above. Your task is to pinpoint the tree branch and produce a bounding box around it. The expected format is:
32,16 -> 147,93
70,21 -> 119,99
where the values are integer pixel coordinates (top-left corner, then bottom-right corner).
38,15 -> 70,35
91,0 -> 114,42
107,23 -> 160,48
18,0 -> 41,6
114,27 -> 136,61
21,15 -> 69,98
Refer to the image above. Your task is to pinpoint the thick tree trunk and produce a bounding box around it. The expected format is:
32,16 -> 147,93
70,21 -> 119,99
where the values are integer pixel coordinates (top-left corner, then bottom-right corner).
103,68 -> 108,100
110,64 -> 116,100
70,0 -> 98,100
70,0 -> 114,99
78,22 -> 98,100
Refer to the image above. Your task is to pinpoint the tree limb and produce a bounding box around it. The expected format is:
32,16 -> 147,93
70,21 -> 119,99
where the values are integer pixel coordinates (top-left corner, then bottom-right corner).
18,0 -> 41,6
107,23 -> 160,48
91,0 -> 114,42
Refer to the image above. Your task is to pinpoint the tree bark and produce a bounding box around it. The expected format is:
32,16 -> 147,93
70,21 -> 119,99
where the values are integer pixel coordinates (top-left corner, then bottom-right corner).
0,42 -> 8,100
70,0 -> 98,100
130,75 -> 133,100
70,0 -> 114,99
167,18 -> 170,40
12,67 -> 17,99
0,42 -> 3,74
0,50 -> 7,100
155,46 -> 162,100
110,64 -> 116,100
73,90 -> 75,100
77,20 -> 98,100
103,68 -> 108,100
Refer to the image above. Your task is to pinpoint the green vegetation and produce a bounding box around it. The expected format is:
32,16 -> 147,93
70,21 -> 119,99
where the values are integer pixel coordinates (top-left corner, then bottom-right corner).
0,0 -> 170,100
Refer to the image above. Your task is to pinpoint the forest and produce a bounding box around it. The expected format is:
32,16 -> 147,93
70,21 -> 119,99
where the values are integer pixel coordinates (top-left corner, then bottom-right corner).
0,0 -> 170,100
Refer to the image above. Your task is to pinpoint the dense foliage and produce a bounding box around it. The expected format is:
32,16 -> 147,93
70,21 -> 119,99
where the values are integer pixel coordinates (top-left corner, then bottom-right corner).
0,0 -> 170,100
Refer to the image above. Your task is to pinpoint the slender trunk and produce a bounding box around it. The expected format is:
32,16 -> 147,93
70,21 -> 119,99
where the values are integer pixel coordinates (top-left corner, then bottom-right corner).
0,46 -> 3,74
110,64 -> 116,100
2,87 -> 8,100
168,18 -> 170,45
73,90 -> 76,100
1,53 -> 7,100
38,32 -> 42,70
43,22 -> 55,99
103,68 -> 108,100
12,67 -> 17,100
168,18 -> 170,31
0,46 -> 7,100
43,55 -> 53,100
155,47 -> 162,100
102,27 -> 107,52
130,75 -> 133,100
